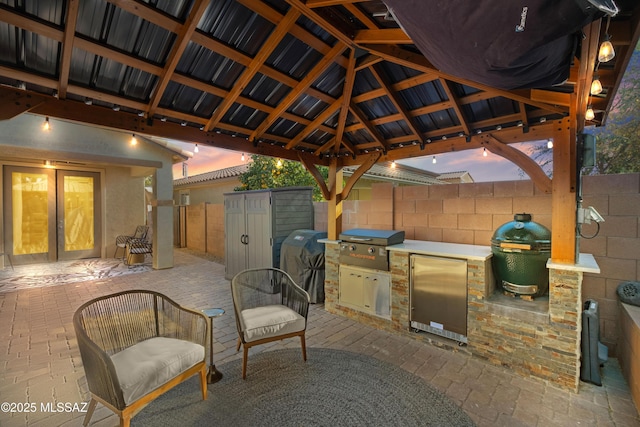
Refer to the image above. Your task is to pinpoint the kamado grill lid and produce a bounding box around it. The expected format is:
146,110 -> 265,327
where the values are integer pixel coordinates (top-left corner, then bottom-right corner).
339,229 -> 405,246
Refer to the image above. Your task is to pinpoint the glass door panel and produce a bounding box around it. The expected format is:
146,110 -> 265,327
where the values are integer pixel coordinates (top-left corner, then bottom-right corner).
57,170 -> 101,260
3,166 -> 56,264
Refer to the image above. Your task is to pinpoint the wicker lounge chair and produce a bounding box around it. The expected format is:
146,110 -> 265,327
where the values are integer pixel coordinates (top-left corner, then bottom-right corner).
231,268 -> 310,379
73,290 -> 208,427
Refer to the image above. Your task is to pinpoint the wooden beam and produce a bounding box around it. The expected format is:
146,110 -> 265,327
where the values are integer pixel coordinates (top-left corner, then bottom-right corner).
286,97 -> 343,149
370,64 -> 422,140
285,0 -> 355,47
58,0 -> 80,99
250,42 -> 347,142
438,78 -> 471,136
342,152 -> 380,199
550,121 -> 576,263
334,49 -> 357,153
148,0 -> 209,118
348,102 -> 387,150
0,89 -> 47,120
484,135 -> 551,193
307,0 -> 370,7
354,29 -> 411,44
327,159 -> 344,239
204,9 -> 301,131
298,153 -> 330,200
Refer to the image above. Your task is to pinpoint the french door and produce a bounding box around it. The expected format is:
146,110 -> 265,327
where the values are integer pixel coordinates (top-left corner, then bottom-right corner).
3,166 -> 102,264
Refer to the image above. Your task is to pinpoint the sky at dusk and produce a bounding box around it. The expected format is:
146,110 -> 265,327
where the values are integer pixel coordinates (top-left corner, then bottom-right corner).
170,140 -> 551,183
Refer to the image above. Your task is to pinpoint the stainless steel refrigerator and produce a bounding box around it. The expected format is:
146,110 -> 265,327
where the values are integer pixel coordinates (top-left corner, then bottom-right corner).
410,254 -> 468,343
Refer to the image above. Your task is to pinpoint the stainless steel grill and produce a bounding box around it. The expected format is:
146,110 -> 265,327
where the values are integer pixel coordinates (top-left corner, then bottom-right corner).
339,229 -> 405,271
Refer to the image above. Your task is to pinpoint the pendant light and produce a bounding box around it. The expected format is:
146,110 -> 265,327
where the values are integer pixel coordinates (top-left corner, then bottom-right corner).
585,106 -> 595,121
591,75 -> 603,95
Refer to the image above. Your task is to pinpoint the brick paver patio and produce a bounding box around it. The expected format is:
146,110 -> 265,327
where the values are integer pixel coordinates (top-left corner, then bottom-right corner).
0,250 -> 638,426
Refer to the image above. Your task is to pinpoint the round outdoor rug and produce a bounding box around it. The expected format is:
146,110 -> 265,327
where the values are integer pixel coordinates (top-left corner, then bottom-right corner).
133,348 -> 475,427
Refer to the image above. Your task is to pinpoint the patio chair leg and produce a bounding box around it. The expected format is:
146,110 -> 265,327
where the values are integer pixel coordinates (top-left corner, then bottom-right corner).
83,398 -> 97,426
236,337 -> 241,352
300,334 -> 307,362
199,365 -> 207,400
242,345 -> 249,379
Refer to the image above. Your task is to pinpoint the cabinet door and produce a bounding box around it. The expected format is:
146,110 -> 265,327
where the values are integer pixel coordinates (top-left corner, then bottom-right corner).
245,192 -> 272,269
224,194 -> 246,279
339,266 -> 364,308
363,272 -> 390,317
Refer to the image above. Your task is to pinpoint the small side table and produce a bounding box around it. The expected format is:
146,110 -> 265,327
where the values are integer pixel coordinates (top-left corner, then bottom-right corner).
202,307 -> 225,383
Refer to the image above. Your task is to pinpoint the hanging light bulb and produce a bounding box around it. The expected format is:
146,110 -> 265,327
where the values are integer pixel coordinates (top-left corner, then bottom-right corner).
432,155 -> 436,164
591,75 -> 603,95
598,35 -> 615,63
276,159 -> 283,168
42,117 -> 50,131
241,153 -> 245,161
483,147 -> 488,157
391,160 -> 396,169
130,134 -> 137,146
585,106 -> 595,121
547,139 -> 553,149
194,144 -> 199,153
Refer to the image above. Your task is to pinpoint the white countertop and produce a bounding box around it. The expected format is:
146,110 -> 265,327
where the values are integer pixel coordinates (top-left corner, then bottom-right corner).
386,239 -> 493,261
546,253 -> 600,274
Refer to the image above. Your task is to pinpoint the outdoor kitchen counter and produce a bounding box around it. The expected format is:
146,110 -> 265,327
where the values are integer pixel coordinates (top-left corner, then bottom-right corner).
386,239 -> 492,261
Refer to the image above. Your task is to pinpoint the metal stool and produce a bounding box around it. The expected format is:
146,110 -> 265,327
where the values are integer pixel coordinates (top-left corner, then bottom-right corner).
202,308 -> 225,383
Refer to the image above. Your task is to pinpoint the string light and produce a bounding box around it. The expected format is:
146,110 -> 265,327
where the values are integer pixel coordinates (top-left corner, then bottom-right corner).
276,159 -> 283,168
194,144 -> 199,153
42,117 -> 50,131
585,106 -> 595,121
591,74 -> 603,95
241,153 -> 245,161
547,139 -> 553,149
483,147 -> 488,157
598,18 -> 615,63
432,156 -> 436,164
130,134 -> 137,146
391,160 -> 396,169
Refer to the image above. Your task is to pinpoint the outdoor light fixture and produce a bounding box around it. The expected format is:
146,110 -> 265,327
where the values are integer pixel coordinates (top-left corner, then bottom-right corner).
591,75 -> 603,95
276,159 -> 283,168
598,36 -> 615,62
585,106 -> 595,121
547,139 -> 554,149
112,105 -> 120,111
42,117 -> 50,131
391,160 -> 396,169
483,147 -> 488,157
432,155 -> 436,164
130,134 -> 138,146
194,144 -> 199,153
181,121 -> 187,127
241,153 -> 245,161
599,17 -> 616,63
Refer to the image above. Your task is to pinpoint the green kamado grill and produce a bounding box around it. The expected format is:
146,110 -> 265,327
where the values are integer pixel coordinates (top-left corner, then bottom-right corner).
491,213 -> 551,297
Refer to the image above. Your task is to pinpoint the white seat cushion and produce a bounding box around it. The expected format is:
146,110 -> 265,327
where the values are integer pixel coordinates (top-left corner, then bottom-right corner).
111,337 -> 204,405
240,304 -> 305,343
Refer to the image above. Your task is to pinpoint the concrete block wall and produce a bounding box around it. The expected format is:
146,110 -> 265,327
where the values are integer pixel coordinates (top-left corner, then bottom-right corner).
580,174 -> 640,355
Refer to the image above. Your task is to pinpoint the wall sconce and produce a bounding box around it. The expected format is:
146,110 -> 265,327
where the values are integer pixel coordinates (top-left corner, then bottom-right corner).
130,134 -> 138,146
42,117 -> 50,131
194,144 -> 199,153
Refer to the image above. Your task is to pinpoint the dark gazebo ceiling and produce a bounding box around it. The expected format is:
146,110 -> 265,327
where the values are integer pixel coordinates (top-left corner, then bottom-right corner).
0,0 -> 638,166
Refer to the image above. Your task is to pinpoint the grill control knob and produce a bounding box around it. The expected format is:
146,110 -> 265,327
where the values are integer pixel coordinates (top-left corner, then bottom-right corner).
367,247 -> 375,254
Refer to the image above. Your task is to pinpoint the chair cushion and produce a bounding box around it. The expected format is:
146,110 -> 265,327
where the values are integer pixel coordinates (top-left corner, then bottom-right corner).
240,305 -> 305,343
111,337 -> 204,405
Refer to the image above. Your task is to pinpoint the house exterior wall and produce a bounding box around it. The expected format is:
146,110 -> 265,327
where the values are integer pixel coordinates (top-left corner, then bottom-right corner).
0,114 -> 178,267
173,179 -> 239,206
